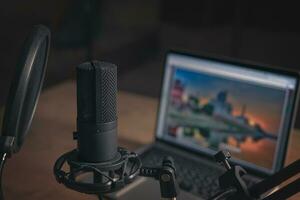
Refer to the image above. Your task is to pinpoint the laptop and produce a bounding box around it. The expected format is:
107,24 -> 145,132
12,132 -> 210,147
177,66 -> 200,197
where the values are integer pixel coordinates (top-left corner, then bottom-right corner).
108,51 -> 300,200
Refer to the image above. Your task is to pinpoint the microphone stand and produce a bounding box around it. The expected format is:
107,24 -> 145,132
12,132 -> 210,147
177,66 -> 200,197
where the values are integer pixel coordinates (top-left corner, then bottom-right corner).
0,153 -> 7,200
210,151 -> 300,200
249,159 -> 300,200
0,135 -> 15,200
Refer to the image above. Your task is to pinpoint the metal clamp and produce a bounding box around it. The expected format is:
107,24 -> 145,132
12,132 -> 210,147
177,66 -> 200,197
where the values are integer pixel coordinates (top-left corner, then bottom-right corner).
139,156 -> 179,199
0,135 -> 16,155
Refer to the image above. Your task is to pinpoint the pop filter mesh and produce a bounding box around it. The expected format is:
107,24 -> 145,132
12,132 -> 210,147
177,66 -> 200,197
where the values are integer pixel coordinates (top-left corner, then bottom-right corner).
18,39 -> 48,147
0,25 -> 50,153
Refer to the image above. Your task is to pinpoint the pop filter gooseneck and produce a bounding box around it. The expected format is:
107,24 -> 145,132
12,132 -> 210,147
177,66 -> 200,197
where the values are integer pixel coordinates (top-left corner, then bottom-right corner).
0,25 -> 51,200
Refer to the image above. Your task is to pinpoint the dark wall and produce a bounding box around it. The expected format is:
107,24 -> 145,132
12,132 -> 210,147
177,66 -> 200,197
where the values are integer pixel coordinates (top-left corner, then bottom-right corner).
1,0 -> 300,127
0,0 -> 160,106
0,0 -> 85,105
160,0 -> 300,69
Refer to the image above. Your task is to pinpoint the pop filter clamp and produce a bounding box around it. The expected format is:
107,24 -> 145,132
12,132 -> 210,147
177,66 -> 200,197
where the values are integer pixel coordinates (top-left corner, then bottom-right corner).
0,25 -> 50,200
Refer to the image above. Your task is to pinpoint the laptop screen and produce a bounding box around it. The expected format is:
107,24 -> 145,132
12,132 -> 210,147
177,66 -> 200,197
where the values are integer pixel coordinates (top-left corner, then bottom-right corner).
156,52 -> 299,174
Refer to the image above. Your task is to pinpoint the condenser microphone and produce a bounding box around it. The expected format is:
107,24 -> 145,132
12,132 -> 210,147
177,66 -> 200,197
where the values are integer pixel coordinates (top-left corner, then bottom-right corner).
54,61 -> 142,196
76,61 -> 118,162
54,61 -> 179,199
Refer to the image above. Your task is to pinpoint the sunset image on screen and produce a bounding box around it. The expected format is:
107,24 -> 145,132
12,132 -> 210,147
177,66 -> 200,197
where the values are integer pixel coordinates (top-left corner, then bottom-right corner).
165,67 -> 286,169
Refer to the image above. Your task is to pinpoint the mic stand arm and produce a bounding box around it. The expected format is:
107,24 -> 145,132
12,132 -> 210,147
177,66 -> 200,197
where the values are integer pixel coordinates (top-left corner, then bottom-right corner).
0,135 -> 16,200
213,151 -> 300,200
249,159 -> 300,200
139,156 -> 180,200
213,151 -> 251,200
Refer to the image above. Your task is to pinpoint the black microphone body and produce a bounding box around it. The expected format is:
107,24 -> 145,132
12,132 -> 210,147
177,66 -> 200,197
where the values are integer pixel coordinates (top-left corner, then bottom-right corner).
76,61 -> 118,163
54,60 -> 177,199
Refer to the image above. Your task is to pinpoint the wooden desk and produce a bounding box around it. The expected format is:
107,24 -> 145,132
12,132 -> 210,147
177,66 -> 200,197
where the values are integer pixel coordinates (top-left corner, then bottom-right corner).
2,81 -> 300,200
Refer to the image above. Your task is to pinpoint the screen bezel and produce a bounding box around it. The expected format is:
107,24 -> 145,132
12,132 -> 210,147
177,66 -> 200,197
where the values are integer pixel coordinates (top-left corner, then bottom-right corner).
155,50 -> 300,176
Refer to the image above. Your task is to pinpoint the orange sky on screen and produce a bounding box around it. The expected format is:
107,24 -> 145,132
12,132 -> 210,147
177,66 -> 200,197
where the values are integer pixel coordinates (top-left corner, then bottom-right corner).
198,94 -> 281,134
232,106 -> 279,134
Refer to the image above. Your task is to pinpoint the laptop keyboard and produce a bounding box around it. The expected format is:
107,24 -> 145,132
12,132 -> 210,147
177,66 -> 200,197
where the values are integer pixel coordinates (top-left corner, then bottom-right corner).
140,147 -> 258,199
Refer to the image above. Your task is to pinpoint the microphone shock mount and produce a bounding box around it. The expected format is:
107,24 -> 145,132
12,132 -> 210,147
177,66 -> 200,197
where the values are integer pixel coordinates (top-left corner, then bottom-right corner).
54,147 -> 141,194
54,147 -> 180,199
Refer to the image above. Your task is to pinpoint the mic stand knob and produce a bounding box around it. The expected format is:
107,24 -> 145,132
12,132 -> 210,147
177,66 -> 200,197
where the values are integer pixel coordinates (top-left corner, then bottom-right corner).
139,156 -> 179,200
215,151 -> 252,200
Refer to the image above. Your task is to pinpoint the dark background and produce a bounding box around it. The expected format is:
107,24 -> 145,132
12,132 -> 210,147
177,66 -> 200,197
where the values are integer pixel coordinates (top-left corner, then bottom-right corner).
1,0 -> 300,126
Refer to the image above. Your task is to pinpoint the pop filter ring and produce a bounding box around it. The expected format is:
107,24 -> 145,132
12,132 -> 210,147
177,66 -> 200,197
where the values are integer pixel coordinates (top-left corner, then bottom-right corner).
54,147 -> 142,194
0,25 -> 50,154
0,25 -> 50,200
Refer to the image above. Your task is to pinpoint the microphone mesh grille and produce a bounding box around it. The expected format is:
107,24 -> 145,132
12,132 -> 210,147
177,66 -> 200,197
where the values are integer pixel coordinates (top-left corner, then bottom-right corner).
94,61 -> 117,123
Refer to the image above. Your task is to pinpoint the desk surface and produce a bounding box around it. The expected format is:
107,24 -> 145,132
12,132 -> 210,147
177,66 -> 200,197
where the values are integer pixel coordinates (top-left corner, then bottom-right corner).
2,81 -> 300,200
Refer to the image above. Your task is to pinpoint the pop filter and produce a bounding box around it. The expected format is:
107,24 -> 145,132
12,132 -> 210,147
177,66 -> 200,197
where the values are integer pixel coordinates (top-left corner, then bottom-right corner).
0,25 -> 50,154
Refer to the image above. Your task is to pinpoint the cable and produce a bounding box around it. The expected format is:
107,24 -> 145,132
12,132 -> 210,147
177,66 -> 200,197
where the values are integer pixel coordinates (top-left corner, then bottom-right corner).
0,153 -> 7,200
